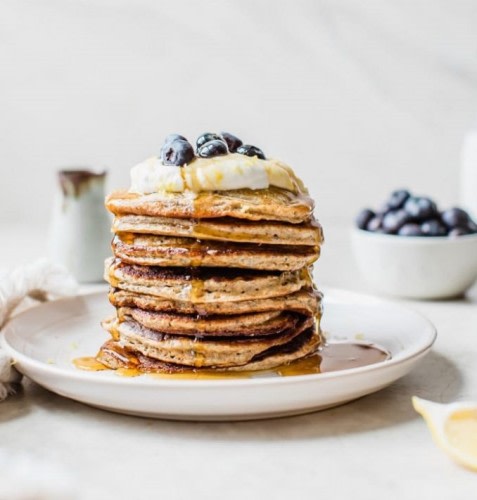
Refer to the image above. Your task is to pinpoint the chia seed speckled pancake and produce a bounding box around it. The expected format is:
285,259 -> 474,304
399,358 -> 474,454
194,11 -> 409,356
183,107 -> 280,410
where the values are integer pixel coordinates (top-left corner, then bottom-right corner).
112,215 -> 323,246
97,328 -> 320,373
106,187 -> 314,224
112,234 -> 319,271
117,307 -> 305,337
101,315 -> 315,368
105,258 -> 312,303
109,288 -> 321,316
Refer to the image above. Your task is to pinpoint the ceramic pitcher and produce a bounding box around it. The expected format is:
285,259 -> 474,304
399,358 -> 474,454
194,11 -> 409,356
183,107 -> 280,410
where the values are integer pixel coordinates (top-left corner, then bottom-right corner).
48,170 -> 111,282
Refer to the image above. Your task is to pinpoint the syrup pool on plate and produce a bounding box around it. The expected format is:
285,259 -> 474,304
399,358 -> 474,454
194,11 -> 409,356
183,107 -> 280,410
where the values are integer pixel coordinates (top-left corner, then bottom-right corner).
73,341 -> 390,379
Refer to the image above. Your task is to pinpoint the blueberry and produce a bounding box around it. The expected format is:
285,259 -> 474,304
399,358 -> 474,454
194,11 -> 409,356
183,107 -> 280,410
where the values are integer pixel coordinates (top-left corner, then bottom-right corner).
377,201 -> 392,215
236,144 -> 266,160
467,219 -> 477,233
441,208 -> 471,229
355,209 -> 375,230
220,132 -> 243,153
387,189 -> 411,210
161,139 -> 195,166
448,227 -> 471,237
160,134 -> 191,164
421,219 -> 447,237
366,215 -> 384,232
196,133 -> 224,151
398,223 -> 423,236
163,133 -> 187,145
197,139 -> 228,158
382,209 -> 410,234
404,196 -> 438,220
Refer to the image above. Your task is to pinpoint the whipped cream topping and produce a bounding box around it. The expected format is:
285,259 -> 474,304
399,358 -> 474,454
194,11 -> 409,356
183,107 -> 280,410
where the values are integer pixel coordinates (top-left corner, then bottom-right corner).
129,153 -> 306,194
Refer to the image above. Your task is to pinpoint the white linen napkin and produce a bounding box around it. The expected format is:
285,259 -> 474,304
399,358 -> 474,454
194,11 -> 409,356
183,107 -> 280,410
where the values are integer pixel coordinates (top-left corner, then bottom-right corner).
0,259 -> 77,401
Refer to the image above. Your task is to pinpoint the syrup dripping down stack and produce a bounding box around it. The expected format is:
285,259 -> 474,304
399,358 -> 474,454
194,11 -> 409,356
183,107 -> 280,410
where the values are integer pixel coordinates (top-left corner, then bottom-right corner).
98,155 -> 324,373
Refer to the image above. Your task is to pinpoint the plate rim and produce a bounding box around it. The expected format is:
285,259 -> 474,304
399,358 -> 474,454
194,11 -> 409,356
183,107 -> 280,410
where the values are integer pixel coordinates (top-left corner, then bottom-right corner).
1,288 -> 437,387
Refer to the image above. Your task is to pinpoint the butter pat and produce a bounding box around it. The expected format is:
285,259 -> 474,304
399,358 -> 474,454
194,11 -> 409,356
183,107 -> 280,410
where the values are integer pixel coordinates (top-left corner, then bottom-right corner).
129,153 -> 302,194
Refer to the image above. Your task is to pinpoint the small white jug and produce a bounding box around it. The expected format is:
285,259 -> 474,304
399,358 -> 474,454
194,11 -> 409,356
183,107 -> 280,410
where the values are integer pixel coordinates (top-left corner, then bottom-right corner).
48,170 -> 111,283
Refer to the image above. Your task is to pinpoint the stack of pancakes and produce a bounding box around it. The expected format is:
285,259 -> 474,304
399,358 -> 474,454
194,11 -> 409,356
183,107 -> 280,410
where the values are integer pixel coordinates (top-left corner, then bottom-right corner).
99,187 -> 324,373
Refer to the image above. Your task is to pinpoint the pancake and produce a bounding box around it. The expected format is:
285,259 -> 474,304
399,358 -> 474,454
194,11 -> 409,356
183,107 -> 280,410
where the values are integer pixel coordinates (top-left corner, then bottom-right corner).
105,258 -> 312,303
112,234 -> 319,271
106,187 -> 314,224
109,287 -> 322,316
112,215 -> 323,246
97,328 -> 320,373
101,316 -> 313,368
99,147 -> 324,375
117,307 -> 305,337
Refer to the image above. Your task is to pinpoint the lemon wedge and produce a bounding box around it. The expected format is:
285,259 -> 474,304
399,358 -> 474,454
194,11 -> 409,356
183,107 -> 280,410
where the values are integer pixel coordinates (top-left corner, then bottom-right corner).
412,396 -> 477,472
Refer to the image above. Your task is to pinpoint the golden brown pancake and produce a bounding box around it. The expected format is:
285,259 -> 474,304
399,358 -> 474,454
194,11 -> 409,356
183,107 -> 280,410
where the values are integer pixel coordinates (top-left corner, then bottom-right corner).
106,187 -> 314,224
97,329 -> 320,373
101,316 -> 313,368
108,287 -> 322,316
112,215 -> 323,246
105,258 -> 313,303
112,234 -> 320,271
117,307 -> 305,337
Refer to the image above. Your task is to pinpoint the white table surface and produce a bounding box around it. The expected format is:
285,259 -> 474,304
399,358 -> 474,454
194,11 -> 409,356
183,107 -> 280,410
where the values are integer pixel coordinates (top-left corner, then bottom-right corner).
1,222 -> 476,499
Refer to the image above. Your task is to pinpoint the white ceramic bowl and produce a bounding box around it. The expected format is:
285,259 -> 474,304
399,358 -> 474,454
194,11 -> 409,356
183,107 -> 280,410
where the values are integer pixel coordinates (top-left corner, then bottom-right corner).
351,228 -> 477,299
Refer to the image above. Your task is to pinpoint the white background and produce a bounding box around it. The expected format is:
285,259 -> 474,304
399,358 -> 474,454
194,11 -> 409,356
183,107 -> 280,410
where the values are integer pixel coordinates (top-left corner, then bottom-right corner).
2,0 -> 477,230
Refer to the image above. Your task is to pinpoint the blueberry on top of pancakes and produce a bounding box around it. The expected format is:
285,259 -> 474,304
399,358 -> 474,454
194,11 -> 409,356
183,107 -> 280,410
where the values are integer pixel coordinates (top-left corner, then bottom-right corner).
236,144 -> 266,160
160,135 -> 194,166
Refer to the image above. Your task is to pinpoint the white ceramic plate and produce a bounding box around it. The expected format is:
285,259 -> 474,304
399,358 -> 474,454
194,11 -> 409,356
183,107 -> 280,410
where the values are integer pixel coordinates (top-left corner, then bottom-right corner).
2,289 -> 436,421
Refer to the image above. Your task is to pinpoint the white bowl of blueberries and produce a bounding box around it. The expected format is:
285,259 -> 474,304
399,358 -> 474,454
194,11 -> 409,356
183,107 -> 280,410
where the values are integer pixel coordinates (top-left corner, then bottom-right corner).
352,189 -> 477,299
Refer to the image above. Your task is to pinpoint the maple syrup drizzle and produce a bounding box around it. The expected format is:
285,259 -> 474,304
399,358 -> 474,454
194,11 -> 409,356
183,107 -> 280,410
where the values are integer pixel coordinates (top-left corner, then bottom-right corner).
102,184 -> 369,379
189,273 -> 205,304
73,357 -> 109,371
116,367 -> 142,377
73,341 -> 390,379
117,232 -> 135,245
191,223 -> 257,243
